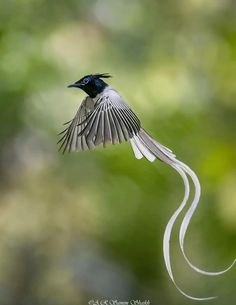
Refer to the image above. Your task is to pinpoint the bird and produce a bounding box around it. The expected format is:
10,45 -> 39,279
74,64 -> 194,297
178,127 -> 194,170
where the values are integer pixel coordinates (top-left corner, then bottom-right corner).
58,73 -> 235,300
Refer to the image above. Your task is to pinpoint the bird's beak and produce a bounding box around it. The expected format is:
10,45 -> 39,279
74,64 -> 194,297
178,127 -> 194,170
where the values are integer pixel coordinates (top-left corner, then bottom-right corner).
67,83 -> 81,88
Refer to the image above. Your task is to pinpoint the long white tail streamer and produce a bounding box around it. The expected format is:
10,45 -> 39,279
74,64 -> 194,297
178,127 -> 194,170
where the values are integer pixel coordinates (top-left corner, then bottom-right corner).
175,160 -> 236,276
130,129 -> 235,300
163,163 -> 217,300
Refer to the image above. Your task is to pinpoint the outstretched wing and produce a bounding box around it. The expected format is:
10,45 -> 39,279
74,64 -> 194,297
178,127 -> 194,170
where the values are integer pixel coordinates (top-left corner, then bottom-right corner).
58,96 -> 95,153
58,90 -> 141,153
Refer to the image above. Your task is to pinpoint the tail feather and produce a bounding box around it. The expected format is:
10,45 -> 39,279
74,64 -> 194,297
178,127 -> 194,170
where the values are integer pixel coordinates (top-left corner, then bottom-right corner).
175,160 -> 236,276
129,127 -> 235,301
130,138 -> 143,160
140,129 -> 176,157
163,163 -> 216,301
131,134 -> 156,162
130,128 -> 176,163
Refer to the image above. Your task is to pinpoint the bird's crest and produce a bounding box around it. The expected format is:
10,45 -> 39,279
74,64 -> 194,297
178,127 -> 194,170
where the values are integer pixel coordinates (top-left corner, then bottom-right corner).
94,73 -> 112,79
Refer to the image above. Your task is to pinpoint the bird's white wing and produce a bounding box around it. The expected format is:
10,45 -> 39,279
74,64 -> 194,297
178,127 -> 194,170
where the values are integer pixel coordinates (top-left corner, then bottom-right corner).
58,90 -> 141,152
58,96 -> 96,153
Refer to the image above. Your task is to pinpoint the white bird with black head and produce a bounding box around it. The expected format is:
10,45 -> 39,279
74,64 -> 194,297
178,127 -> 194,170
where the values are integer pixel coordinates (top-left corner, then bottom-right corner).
58,73 -> 235,300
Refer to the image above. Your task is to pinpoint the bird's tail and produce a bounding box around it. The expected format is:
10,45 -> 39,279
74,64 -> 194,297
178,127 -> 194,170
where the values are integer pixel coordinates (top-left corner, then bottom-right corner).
130,128 -> 176,163
130,128 -> 235,301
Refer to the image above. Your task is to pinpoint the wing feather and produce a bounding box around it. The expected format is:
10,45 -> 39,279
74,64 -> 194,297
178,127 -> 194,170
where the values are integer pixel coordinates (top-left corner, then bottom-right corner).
111,97 -> 140,135
109,106 -> 125,143
86,110 -> 101,142
103,103 -> 112,145
94,106 -> 104,146
112,106 -> 130,140
106,108 -> 119,144
58,89 -> 141,152
58,96 -> 94,153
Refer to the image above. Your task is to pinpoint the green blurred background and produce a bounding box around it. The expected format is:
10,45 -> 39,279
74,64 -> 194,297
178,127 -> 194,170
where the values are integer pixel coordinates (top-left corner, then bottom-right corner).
0,0 -> 236,304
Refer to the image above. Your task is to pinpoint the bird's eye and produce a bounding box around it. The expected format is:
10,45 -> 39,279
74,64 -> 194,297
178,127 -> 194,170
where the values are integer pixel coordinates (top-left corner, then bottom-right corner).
82,77 -> 89,84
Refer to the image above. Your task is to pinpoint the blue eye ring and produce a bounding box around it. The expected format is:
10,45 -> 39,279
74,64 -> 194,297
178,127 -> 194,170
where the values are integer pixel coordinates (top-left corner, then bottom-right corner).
82,77 -> 89,85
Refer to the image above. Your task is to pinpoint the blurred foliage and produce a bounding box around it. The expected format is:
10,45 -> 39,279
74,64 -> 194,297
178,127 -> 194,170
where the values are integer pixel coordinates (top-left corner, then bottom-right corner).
0,0 -> 236,304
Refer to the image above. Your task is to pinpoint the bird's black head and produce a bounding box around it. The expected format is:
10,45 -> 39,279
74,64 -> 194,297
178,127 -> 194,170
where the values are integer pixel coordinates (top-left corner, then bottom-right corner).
68,73 -> 112,98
